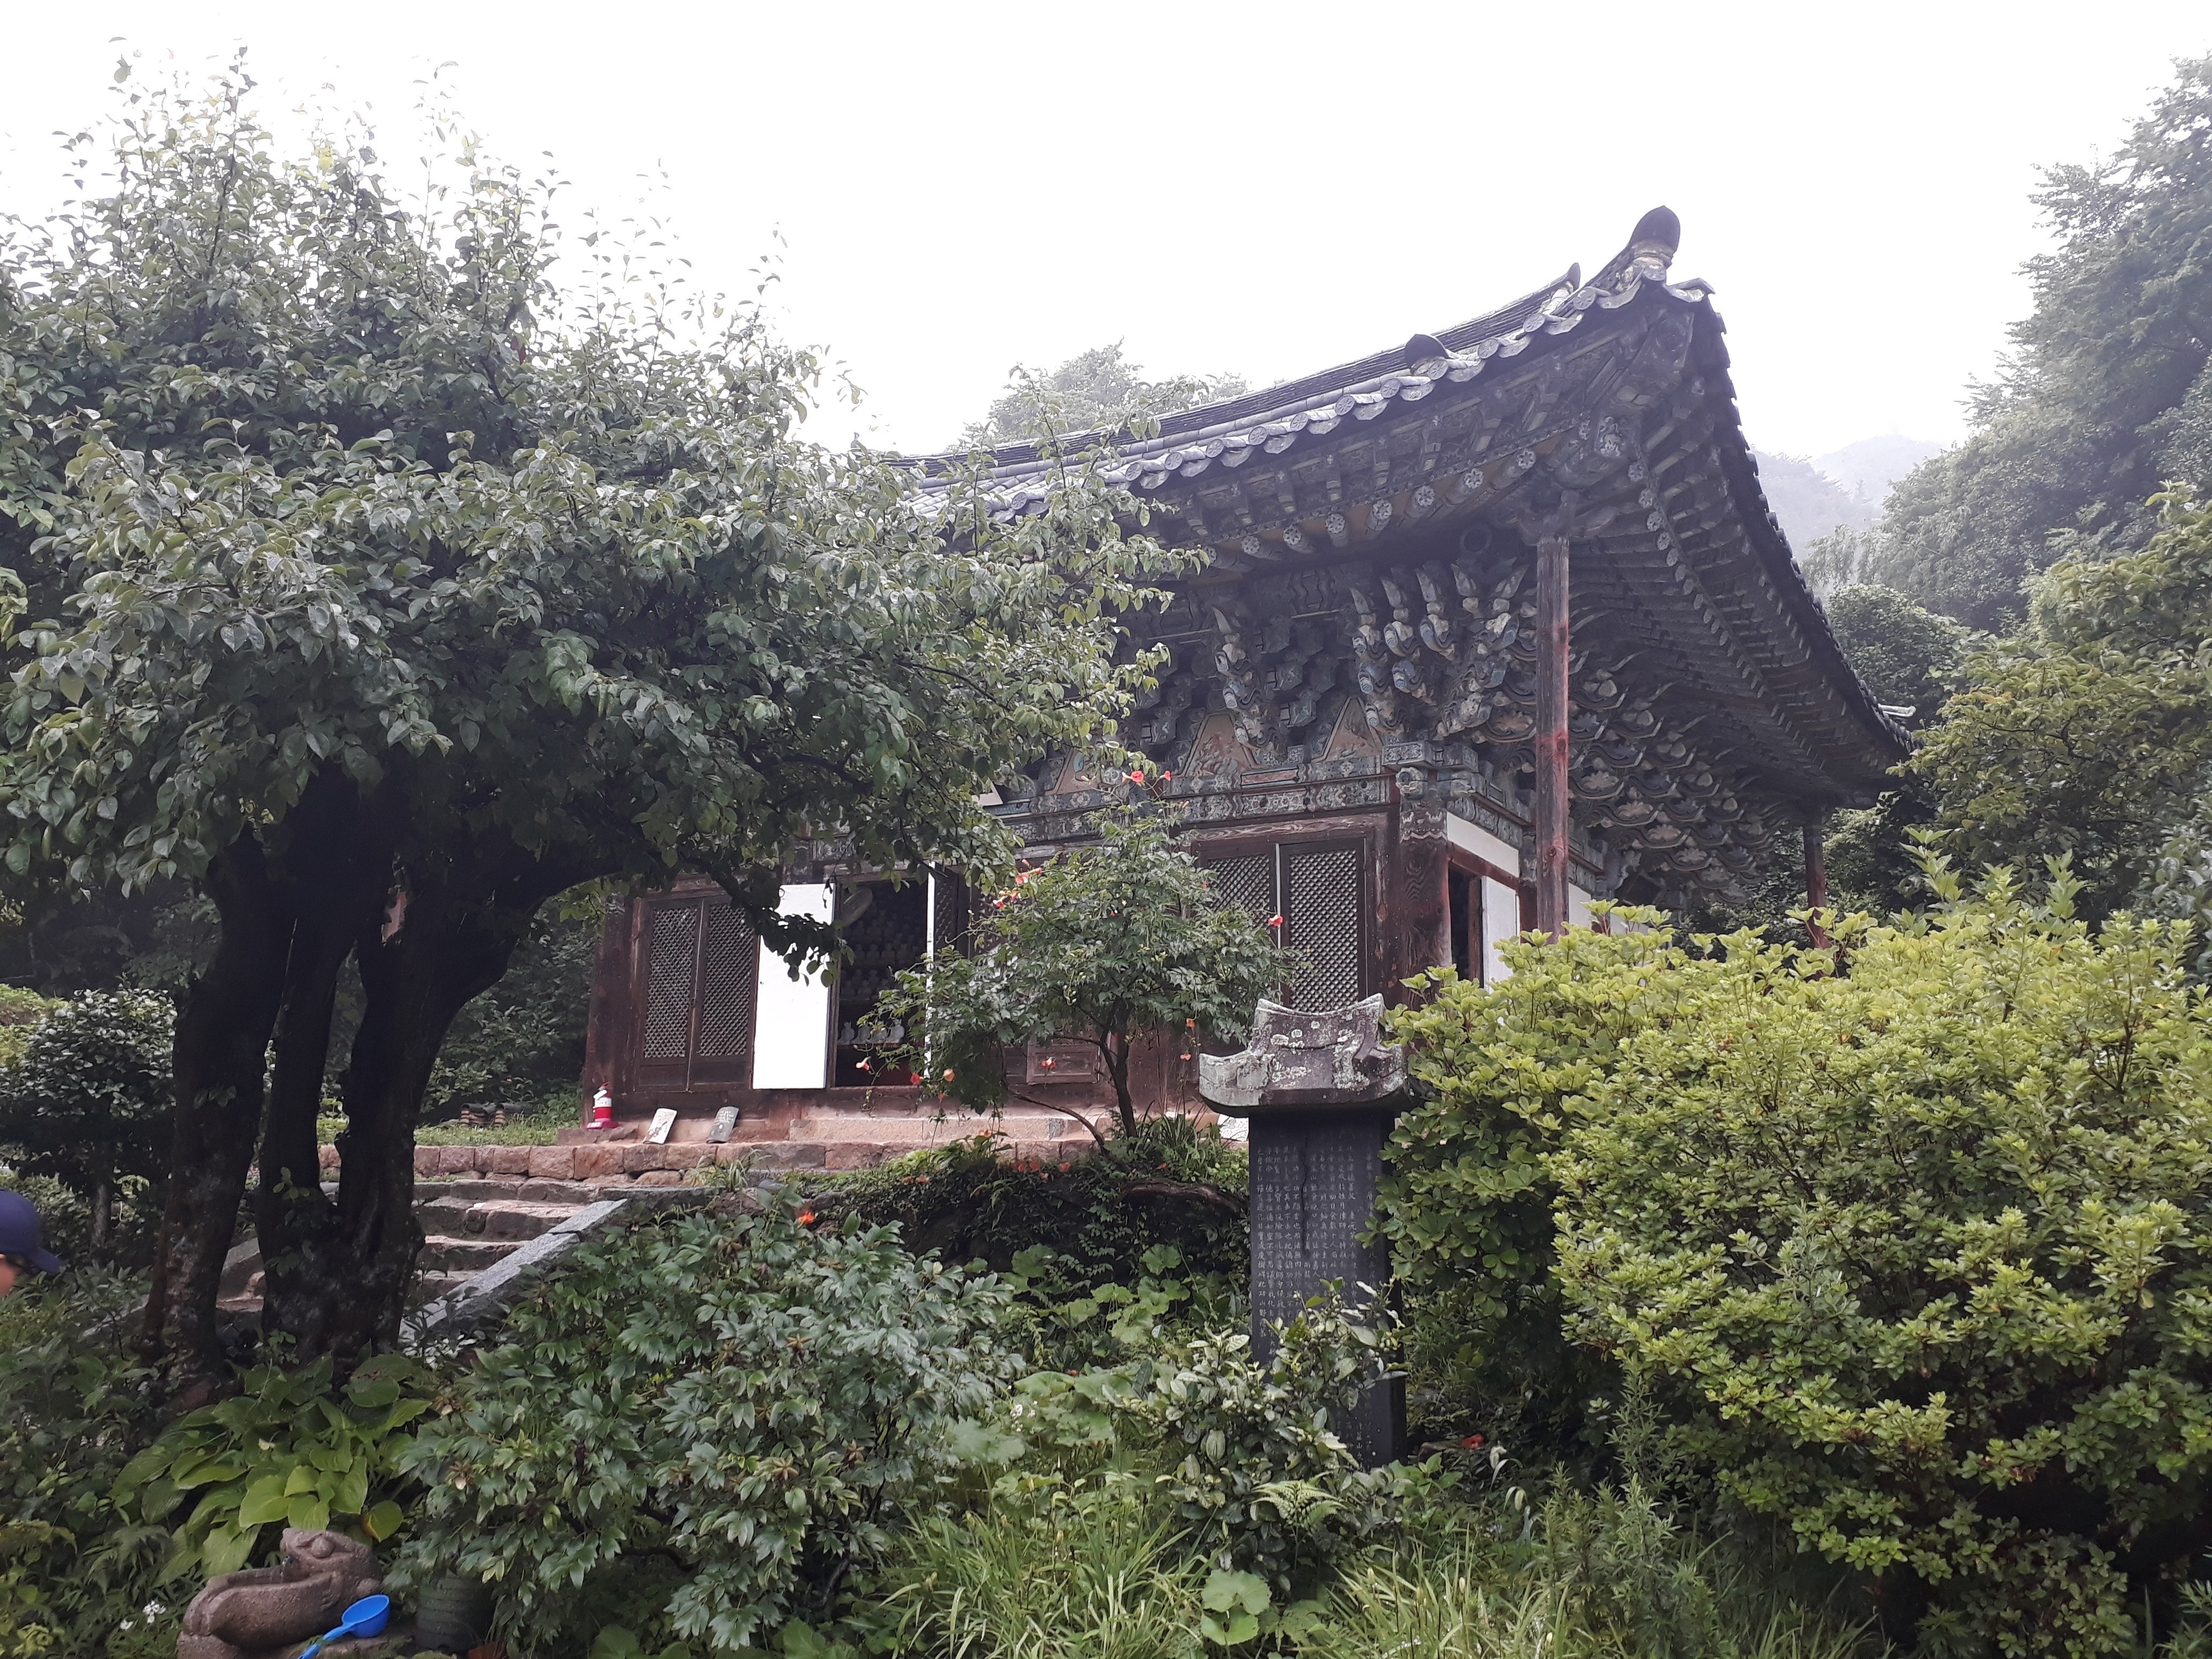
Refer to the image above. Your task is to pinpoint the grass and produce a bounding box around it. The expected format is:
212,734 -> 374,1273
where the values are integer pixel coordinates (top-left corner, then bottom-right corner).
865,1485 -> 1207,1659
854,1481 -> 1878,1659
317,1096 -> 578,1148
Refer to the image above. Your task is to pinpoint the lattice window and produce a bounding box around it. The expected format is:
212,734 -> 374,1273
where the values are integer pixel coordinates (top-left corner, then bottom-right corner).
641,905 -> 700,1059
1206,855 -> 1274,926
695,905 -> 758,1060
1202,842 -> 1366,1010
1283,845 -> 1363,1009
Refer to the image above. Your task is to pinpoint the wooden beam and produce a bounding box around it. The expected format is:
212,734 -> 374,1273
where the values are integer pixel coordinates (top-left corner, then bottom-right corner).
1533,525 -> 1572,940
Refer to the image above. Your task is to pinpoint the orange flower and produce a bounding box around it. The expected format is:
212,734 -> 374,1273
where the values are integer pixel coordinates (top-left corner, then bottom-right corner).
942,1068 -> 956,1082
797,1207 -> 818,1226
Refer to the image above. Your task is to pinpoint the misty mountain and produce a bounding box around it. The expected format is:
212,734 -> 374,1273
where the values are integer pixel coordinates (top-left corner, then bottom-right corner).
1817,436 -> 1940,502
1750,437 -> 1940,556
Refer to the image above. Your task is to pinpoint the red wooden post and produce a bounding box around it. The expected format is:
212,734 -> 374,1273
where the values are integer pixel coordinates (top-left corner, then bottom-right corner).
1534,526 -> 1572,940
1804,811 -> 1830,948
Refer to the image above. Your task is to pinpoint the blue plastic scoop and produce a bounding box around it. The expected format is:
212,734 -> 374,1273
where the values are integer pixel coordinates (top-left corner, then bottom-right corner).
297,1594 -> 391,1659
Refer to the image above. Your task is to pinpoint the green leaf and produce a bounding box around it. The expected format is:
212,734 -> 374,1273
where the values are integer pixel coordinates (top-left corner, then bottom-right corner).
1201,1568 -> 1271,1616
362,1500 -> 403,1542
1198,1610 -> 1259,1648
286,1492 -> 330,1533
237,1474 -> 290,1528
200,1523 -> 258,1578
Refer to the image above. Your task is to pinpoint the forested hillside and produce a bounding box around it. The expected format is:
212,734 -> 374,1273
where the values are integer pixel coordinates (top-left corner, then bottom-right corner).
1863,55 -> 2212,629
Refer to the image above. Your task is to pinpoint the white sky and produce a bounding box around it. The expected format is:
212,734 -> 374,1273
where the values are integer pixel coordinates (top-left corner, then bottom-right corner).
3,0 -> 2208,461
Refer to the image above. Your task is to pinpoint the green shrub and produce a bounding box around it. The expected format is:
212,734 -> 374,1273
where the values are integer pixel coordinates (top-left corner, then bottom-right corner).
1379,913 -> 1668,1454
822,1116 -> 1248,1311
397,1197 -> 1020,1657
0,1272 -> 169,1659
0,985 -> 55,1072
1392,862 -> 2212,1653
1010,1295 -> 1424,1598
0,990 -> 173,1257
112,1354 -> 428,1578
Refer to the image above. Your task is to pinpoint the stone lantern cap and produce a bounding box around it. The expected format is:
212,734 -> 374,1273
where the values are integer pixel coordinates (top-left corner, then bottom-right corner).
1199,995 -> 1408,1115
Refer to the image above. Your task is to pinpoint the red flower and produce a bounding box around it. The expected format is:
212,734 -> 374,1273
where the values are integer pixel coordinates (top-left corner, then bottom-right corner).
1161,770 -> 1172,781
1460,1433 -> 1485,1449
1128,769 -> 1145,783
1041,1057 -> 1055,1069
942,1067 -> 956,1082
1266,915 -> 1283,928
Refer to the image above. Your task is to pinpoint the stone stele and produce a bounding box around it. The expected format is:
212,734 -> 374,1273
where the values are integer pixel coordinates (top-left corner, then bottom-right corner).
1200,995 -> 1408,1466
178,1528 -> 384,1659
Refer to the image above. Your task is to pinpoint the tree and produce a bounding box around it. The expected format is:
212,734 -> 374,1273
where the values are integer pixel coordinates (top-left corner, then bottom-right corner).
1912,494 -> 2212,916
0,69 -> 1171,1384
1549,869 -> 2212,1653
0,991 -> 173,1252
960,342 -> 1247,450
1821,583 -> 1972,722
1868,55 -> 2212,628
878,809 -> 1291,1144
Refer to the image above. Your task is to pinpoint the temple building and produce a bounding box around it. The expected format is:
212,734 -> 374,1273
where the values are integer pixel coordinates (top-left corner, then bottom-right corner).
579,208 -> 1908,1139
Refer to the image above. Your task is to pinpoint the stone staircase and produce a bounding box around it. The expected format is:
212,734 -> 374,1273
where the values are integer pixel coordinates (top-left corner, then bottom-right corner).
214,1176 -> 689,1329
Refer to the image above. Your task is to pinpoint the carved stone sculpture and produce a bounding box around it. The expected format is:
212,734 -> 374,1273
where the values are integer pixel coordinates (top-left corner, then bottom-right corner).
1197,994 -> 1406,1112
178,1529 -> 383,1659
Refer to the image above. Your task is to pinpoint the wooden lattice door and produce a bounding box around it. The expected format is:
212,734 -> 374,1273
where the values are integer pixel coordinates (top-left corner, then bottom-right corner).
634,894 -> 758,1091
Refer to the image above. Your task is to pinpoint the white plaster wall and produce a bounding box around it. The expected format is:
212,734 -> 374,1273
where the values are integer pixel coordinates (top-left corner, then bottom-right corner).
752,883 -> 834,1088
1445,812 -> 1521,875
1481,875 -> 1520,984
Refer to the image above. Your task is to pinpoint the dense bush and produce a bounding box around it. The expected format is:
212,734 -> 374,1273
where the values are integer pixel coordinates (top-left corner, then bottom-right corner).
822,1116 -> 1248,1299
0,990 -> 173,1256
1389,866 -> 2212,1654
1379,918 -> 1660,1454
0,1274 -> 170,1659
397,1197 -> 1021,1657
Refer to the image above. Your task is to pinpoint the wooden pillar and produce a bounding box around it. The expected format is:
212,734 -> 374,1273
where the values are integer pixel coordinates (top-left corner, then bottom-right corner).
1804,811 -> 1830,948
1533,527 -> 1572,940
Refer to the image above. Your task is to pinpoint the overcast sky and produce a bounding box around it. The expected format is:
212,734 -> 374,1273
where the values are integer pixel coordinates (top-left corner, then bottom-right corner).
3,1 -> 2208,462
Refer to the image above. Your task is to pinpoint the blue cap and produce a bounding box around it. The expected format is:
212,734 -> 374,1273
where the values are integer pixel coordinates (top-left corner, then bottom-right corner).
0,1189 -> 64,1275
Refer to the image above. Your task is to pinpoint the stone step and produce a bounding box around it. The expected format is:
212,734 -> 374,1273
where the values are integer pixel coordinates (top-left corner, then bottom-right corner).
415,1197 -> 585,1242
409,1271 -> 478,1308
418,1235 -> 521,1273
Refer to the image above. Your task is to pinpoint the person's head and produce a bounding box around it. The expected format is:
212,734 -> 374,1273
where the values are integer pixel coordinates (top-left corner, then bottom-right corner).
0,1190 -> 63,1297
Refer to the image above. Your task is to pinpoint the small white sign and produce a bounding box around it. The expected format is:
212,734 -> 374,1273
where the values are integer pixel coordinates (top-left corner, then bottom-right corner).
647,1108 -> 678,1146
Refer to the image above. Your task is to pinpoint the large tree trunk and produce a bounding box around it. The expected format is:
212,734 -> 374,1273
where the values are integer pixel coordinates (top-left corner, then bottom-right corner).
143,833 -> 292,1395
256,833 -> 576,1366
252,778 -> 396,1353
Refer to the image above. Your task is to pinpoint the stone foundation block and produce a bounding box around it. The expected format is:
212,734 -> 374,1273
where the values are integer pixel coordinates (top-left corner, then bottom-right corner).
633,1169 -> 683,1186
571,1144 -> 627,1182
527,1146 -> 576,1180
486,1146 -> 532,1176
825,1144 -> 886,1171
